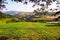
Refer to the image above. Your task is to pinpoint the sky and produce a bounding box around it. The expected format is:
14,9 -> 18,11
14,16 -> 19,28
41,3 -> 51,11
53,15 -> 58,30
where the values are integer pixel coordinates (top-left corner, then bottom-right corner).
2,0 -> 60,12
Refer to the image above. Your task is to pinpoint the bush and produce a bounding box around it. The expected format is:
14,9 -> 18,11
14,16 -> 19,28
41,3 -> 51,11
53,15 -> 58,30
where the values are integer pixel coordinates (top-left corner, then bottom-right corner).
6,18 -> 20,23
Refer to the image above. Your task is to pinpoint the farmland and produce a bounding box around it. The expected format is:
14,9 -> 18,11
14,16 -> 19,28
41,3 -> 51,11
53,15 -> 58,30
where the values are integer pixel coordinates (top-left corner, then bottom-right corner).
0,22 -> 60,40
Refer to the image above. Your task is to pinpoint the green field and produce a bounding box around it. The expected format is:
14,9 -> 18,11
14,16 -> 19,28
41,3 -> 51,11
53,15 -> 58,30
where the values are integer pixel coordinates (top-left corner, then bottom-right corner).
0,22 -> 60,40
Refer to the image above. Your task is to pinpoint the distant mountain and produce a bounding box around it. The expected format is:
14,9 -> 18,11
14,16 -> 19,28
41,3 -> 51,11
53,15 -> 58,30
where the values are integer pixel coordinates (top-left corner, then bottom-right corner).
3,11 -> 21,15
15,12 -> 35,17
0,12 -> 14,18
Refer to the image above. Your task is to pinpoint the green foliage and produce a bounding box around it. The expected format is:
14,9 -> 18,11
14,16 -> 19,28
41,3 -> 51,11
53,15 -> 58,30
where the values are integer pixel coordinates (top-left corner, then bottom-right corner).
39,14 -> 47,18
0,12 -> 13,19
6,18 -> 20,23
0,12 -> 21,23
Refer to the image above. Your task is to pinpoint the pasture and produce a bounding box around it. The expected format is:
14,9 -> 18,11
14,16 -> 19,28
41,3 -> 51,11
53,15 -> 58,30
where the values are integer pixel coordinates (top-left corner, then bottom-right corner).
0,22 -> 60,40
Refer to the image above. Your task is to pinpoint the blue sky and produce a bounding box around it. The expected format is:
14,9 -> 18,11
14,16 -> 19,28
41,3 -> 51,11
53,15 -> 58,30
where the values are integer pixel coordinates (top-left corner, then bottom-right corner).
2,0 -> 60,12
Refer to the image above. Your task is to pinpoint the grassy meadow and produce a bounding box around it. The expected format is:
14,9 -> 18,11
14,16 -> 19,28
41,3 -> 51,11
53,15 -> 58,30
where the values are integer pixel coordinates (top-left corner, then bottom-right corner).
0,11 -> 60,40
0,22 -> 60,40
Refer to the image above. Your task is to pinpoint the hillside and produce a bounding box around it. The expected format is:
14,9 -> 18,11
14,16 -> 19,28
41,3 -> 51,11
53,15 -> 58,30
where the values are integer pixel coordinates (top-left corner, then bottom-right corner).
3,11 -> 21,15
0,12 -> 19,23
0,12 -> 14,18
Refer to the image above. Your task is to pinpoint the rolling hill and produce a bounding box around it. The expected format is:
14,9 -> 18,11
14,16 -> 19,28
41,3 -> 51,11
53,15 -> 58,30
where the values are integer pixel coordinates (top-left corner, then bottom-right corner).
3,11 -> 21,15
0,12 -> 14,18
0,12 -> 20,23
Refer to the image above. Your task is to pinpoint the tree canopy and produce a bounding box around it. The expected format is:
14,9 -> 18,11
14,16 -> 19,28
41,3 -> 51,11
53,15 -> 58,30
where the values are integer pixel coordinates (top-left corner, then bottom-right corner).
0,0 -> 57,8
0,0 -> 60,12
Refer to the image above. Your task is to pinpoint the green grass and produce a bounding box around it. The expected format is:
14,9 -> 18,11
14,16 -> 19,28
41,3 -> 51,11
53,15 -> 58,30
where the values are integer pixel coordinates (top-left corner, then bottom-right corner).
0,22 -> 60,40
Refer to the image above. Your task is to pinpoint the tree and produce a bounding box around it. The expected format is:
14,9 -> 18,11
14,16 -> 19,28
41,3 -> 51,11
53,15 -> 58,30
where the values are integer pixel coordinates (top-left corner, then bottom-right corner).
0,0 -> 59,12
55,9 -> 58,12
50,8 -> 53,12
0,0 -> 8,10
0,0 -> 57,9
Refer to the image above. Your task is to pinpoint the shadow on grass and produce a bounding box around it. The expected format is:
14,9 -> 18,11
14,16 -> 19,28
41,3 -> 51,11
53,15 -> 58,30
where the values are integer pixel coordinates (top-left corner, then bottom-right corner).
45,24 -> 60,27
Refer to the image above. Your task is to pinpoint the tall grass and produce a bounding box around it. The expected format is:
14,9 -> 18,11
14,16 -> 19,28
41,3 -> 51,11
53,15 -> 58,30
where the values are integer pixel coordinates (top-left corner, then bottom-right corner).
0,22 -> 60,40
